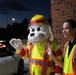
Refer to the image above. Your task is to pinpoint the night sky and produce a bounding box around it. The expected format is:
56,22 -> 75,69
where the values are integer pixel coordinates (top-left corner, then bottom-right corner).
0,0 -> 51,28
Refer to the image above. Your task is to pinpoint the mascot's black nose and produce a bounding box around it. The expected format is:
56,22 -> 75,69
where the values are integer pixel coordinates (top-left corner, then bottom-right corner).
30,33 -> 35,36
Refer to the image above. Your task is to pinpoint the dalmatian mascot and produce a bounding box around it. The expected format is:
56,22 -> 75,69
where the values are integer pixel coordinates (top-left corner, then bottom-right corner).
10,14 -> 63,75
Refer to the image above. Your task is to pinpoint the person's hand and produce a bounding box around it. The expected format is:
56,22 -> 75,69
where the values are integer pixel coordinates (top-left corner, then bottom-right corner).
9,38 -> 22,50
46,43 -> 53,56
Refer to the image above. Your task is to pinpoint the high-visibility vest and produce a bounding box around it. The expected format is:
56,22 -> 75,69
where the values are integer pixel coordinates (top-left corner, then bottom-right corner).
16,38 -> 63,75
63,43 -> 76,75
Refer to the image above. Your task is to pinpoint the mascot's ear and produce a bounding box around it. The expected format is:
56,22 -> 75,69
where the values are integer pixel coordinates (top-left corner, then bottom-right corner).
49,26 -> 54,41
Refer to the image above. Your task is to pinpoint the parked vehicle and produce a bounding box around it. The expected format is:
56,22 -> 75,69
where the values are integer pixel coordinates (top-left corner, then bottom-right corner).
0,40 -> 24,75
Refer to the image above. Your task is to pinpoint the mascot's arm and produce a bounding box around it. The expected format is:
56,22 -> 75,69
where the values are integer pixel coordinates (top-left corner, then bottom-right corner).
15,47 -> 29,58
16,43 -> 33,58
9,38 -> 31,58
15,43 -> 33,58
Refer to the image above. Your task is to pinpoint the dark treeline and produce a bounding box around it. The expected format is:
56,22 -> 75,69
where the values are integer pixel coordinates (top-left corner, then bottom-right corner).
0,18 -> 29,40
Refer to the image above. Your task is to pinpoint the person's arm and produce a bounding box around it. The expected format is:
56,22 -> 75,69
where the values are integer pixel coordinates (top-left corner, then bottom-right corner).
50,52 -> 63,68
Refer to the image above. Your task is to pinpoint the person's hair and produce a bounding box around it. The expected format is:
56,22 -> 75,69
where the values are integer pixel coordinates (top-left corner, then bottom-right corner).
64,19 -> 76,29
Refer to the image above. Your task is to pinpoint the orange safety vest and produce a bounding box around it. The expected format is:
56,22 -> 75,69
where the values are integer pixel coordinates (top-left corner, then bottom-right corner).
63,43 -> 76,75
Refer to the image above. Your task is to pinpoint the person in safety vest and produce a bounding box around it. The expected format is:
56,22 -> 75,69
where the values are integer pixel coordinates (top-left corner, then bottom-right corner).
9,14 -> 63,75
47,19 -> 76,75
62,19 -> 76,75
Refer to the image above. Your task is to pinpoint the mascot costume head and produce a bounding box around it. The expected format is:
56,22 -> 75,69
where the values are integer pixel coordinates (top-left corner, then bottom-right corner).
28,14 -> 54,44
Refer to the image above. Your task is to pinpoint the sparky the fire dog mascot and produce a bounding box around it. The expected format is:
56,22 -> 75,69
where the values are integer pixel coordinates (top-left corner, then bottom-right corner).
10,14 -> 63,75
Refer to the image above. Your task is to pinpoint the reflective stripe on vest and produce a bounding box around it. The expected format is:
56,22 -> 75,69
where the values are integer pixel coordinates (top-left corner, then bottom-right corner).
29,59 -> 55,67
29,59 -> 55,75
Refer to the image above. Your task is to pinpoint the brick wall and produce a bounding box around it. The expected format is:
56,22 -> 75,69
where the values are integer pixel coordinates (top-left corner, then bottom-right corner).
50,0 -> 76,51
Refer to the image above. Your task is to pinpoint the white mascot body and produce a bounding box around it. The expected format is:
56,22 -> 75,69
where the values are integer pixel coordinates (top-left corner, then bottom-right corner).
10,14 -> 63,75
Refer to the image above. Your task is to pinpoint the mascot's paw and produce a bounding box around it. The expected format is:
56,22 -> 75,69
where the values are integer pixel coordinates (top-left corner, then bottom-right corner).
9,38 -> 22,50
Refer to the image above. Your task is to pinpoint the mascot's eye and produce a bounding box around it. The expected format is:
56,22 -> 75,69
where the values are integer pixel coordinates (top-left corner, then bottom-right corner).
32,28 -> 35,32
37,27 -> 41,31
